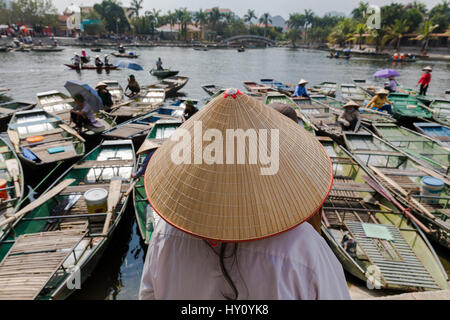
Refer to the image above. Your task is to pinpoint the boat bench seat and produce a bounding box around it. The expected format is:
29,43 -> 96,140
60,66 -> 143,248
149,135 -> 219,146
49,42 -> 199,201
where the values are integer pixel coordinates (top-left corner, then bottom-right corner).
353,150 -> 403,157
61,183 -> 130,195
74,159 -> 134,169
332,182 -> 373,193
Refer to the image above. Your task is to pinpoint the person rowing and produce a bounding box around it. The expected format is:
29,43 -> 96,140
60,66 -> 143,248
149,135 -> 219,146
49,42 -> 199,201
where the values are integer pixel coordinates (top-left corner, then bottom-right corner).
94,55 -> 103,68
156,57 -> 163,71
72,52 -> 82,69
338,100 -> 361,132
125,75 -> 140,97
365,89 -> 393,115
292,79 -> 310,98
104,54 -> 111,67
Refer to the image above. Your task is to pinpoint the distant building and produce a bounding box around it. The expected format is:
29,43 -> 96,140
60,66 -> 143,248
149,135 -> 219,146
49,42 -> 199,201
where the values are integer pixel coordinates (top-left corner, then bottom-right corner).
205,7 -> 233,14
156,23 -> 202,41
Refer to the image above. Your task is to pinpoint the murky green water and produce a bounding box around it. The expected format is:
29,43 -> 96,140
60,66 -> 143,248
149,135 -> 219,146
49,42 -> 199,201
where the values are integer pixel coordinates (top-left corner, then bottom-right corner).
0,46 -> 449,299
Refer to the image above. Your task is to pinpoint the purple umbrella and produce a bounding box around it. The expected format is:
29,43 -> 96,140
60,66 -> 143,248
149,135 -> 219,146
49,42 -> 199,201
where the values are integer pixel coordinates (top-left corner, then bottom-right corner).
373,69 -> 400,79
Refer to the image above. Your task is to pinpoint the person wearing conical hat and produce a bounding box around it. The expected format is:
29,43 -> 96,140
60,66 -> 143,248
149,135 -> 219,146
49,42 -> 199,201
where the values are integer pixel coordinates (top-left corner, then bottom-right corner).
104,54 -> 111,67
417,66 -> 432,96
338,100 -> 361,132
95,82 -> 113,111
94,55 -> 103,68
365,88 -> 393,115
72,52 -> 81,69
139,89 -> 350,300
292,79 -> 310,98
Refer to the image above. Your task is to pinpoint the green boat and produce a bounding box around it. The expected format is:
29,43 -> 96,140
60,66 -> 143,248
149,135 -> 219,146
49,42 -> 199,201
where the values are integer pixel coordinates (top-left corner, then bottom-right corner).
372,123 -> 449,176
429,99 -> 450,126
319,135 -> 449,291
388,92 -> 432,120
134,120 -> 182,244
0,139 -> 136,299
0,100 -> 35,127
344,131 -> 450,249
311,94 -> 345,108
7,110 -> 85,169
150,69 -> 179,78
264,92 -> 296,105
340,83 -> 371,103
311,81 -> 337,97
0,137 -> 25,235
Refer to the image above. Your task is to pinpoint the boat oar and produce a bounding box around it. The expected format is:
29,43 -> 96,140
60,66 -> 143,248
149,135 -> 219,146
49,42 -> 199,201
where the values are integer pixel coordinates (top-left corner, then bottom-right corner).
102,177 -> 123,236
7,130 -> 20,153
59,123 -> 86,143
5,159 -> 20,197
418,102 -> 435,114
362,174 -> 432,234
0,178 -> 75,228
368,165 -> 436,221
123,178 -> 138,198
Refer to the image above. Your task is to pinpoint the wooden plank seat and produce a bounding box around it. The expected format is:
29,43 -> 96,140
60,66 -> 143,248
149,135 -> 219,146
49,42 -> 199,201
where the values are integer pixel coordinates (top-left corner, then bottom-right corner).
376,167 -> 425,177
61,183 -> 130,195
353,150 -> 404,157
384,136 -> 429,142
0,228 -> 87,300
105,125 -> 151,138
74,159 -> 133,169
332,182 -> 374,193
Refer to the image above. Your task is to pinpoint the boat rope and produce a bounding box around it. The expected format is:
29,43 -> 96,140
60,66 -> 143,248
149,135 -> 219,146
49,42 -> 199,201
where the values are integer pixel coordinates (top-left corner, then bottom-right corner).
17,160 -> 63,208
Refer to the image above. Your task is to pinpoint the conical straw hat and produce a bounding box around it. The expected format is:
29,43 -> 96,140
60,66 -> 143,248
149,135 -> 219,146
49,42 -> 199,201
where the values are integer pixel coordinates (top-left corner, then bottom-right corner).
342,100 -> 360,109
376,88 -> 389,95
423,66 -> 432,71
144,89 -> 333,242
136,139 -> 163,155
298,79 -> 308,85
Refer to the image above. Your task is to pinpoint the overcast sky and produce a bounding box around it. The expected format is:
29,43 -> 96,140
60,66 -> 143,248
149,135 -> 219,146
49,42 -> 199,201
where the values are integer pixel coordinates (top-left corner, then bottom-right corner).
54,0 -> 443,18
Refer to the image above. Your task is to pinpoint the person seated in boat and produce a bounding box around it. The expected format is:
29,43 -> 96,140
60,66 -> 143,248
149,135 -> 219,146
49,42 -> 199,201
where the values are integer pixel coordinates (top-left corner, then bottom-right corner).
392,53 -> 399,61
156,57 -> 163,71
125,75 -> 140,97
365,89 -> 393,115
81,50 -> 89,63
96,82 -> 113,112
70,94 -> 105,133
118,44 -> 125,53
328,51 -> 334,58
94,55 -> 103,67
72,53 -> 82,68
384,76 -> 398,92
38,40 -> 43,46
292,79 -> 310,98
338,100 -> 361,132
399,53 -> 405,61
341,233 -> 357,259
131,147 -> 157,179
417,66 -> 432,96
182,100 -> 199,122
104,54 -> 111,67
335,51 -> 339,58
53,39 -> 58,47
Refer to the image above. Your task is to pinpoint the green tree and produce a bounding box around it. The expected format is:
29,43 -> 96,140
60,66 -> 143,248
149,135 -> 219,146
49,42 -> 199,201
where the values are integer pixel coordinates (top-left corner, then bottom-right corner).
208,7 -> 222,33
193,9 -> 208,41
94,0 -> 130,33
129,0 -> 143,18
258,13 -> 272,37
414,20 -> 440,52
367,27 -> 388,52
352,23 -> 367,49
303,9 -> 314,43
244,9 -> 256,25
429,0 -> 449,32
382,19 -> 409,50
286,29 -> 302,47
328,18 -> 354,47
351,2 -> 369,21
11,0 -> 58,27
403,7 -> 424,31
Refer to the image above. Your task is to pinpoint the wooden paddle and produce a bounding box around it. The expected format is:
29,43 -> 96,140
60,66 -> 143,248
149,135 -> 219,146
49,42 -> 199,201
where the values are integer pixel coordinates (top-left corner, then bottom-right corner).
102,177 -> 123,236
7,130 -> 20,153
59,123 -> 86,143
0,178 -> 75,228
368,165 -> 436,220
5,159 -> 20,197
123,179 -> 138,198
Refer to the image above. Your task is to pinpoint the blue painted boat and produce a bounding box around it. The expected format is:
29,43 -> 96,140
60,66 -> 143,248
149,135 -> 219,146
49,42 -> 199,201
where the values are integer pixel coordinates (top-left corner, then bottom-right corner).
414,122 -> 450,147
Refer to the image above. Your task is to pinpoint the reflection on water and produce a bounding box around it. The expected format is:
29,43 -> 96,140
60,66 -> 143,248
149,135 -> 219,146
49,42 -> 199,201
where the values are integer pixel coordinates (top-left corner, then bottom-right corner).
0,47 -> 449,299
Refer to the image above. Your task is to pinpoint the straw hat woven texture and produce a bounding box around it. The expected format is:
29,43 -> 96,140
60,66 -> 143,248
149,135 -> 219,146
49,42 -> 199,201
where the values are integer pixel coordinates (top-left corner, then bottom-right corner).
145,90 -> 333,241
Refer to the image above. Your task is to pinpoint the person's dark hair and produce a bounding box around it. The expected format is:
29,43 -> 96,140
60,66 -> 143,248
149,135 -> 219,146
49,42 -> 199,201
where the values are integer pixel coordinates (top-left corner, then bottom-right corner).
205,241 -> 240,300
73,94 -> 84,103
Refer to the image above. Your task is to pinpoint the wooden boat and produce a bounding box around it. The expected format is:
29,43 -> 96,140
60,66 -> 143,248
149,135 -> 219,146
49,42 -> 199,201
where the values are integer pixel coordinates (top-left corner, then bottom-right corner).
319,135 -> 449,290
243,81 -> 274,94
340,83 -> 371,103
202,84 -> 223,96
237,48 -> 245,52
149,69 -> 179,78
0,139 -> 135,299
64,64 -> 118,70
7,110 -> 85,168
0,101 -> 35,125
327,55 -> 350,59
292,97 -> 342,139
260,79 -> 294,96
414,122 -> 450,147
311,81 -> 337,97
111,52 -> 139,58
0,136 -> 25,231
344,131 -> 450,249
102,80 -> 124,105
429,99 -> 450,126
31,46 -> 64,52
372,122 -> 449,176
144,76 -> 189,96
311,94 -> 345,108
390,57 -> 416,62
265,92 -> 296,106
134,120 -> 182,244
352,79 -> 383,97
91,48 -> 101,52
0,47 -> 11,52
37,90 -> 115,135
388,92 -> 432,120
107,88 -> 165,122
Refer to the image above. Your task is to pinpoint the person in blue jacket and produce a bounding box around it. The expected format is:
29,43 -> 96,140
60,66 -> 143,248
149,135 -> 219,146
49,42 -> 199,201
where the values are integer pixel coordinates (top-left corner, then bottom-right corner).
293,79 -> 310,98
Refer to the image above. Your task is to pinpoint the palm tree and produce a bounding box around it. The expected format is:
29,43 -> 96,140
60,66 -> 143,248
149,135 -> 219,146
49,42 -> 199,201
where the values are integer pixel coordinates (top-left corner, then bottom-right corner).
180,9 -> 192,41
328,18 -> 355,47
244,9 -> 256,25
287,13 -> 306,47
382,19 -> 409,51
304,9 -> 315,43
354,23 -> 367,49
174,8 -> 185,33
129,0 -> 143,18
194,9 -> 208,41
167,11 -> 177,32
259,13 -> 272,37
414,20 -> 439,53
208,7 -> 222,33
351,2 -> 369,21
367,27 -> 387,52
223,12 -> 235,24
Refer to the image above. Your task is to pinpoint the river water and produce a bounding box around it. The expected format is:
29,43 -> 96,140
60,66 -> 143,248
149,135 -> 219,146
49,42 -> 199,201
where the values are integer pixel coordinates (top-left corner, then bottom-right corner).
0,46 -> 449,299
